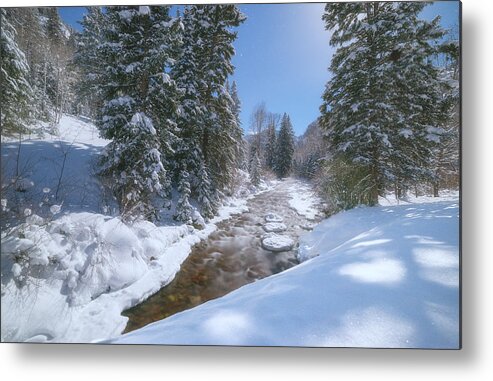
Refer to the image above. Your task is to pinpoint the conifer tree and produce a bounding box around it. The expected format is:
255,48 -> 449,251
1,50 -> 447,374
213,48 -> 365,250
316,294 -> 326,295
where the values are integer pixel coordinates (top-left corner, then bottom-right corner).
230,80 -> 241,123
229,80 -> 246,170
385,3 -> 451,196
174,169 -> 193,224
73,7 -> 107,117
265,119 -> 277,170
96,6 -> 179,220
429,36 -> 460,196
249,150 -> 261,186
45,8 -> 64,47
275,113 -> 295,178
0,9 -> 33,136
320,2 -> 449,206
11,8 -> 54,123
172,4 -> 245,221
42,8 -> 68,123
5,7 -> 78,127
171,5 -> 212,221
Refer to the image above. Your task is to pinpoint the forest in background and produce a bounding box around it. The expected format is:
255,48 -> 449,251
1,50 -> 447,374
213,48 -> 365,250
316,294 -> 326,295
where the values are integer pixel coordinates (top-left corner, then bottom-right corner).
1,3 -> 459,227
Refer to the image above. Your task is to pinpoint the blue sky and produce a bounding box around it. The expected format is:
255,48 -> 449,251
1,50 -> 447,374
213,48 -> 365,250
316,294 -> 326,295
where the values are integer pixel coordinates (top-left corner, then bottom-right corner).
59,1 -> 460,136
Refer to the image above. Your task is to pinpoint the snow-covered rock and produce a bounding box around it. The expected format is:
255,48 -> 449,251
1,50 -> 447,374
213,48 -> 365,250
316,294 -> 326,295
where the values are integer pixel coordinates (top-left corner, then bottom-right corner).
49,204 -> 62,215
262,222 -> 287,233
15,177 -> 34,192
299,222 -> 315,230
261,233 -> 294,252
264,212 -> 283,223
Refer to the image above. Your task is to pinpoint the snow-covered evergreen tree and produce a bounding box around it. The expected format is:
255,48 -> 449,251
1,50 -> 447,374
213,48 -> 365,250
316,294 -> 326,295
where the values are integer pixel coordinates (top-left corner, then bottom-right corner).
319,2 -> 449,205
0,9 -> 33,136
100,112 -> 166,219
275,113 -> 295,178
250,150 -> 261,187
193,5 -> 244,194
45,8 -> 64,47
172,4 -> 245,221
196,160 -> 217,219
171,5 -> 212,221
73,7 -> 106,117
230,80 -> 241,123
429,36 -> 460,196
41,8 -> 71,123
229,80 -> 246,170
96,6 -> 180,220
385,3 -> 451,196
174,169 -> 193,224
265,119 -> 277,170
12,8 -> 55,123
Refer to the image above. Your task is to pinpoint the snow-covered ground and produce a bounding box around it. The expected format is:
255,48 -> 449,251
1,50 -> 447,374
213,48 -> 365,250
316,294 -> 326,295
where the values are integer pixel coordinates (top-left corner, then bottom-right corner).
286,179 -> 323,220
109,194 -> 459,348
0,115 -> 271,343
1,115 -> 109,217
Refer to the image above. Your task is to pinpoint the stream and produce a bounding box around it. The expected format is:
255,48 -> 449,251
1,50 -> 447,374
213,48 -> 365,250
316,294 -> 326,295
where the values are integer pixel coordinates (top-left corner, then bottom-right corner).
122,179 -> 321,333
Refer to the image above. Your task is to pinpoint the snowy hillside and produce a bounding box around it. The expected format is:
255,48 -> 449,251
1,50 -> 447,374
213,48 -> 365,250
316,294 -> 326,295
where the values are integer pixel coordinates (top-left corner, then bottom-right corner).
1,115 -> 109,220
110,196 -> 459,348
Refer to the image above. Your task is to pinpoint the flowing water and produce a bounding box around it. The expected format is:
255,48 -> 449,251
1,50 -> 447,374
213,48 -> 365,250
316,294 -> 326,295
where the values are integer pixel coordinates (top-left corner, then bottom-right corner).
122,179 -> 320,333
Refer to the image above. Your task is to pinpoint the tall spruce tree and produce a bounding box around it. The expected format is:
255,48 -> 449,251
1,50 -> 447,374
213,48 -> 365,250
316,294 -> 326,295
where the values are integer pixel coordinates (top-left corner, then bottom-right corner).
385,3 -> 451,196
249,148 -> 261,186
172,4 -> 245,221
171,5 -> 215,221
319,2 -> 449,206
265,119 -> 277,170
4,8 -> 44,124
43,8 -> 67,123
5,8 -> 79,127
429,36 -> 460,196
230,80 -> 241,123
96,6 -> 180,220
174,169 -> 193,224
73,7 -> 107,117
229,80 -> 246,171
45,8 -> 64,47
0,9 -> 33,136
275,113 -> 295,178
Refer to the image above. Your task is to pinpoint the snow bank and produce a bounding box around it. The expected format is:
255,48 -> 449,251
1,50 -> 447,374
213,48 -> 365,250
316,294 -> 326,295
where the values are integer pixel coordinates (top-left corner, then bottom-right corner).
109,197 -> 459,348
286,179 -> 322,220
378,190 -> 459,207
1,194 -> 253,343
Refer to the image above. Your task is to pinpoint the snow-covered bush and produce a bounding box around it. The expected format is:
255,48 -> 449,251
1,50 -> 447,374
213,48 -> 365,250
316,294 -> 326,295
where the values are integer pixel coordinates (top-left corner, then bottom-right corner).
1,212 -> 190,306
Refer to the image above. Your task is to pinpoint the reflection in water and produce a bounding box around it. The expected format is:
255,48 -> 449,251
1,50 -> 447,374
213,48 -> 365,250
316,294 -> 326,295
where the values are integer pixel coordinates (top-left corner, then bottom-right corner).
123,183 -> 320,333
